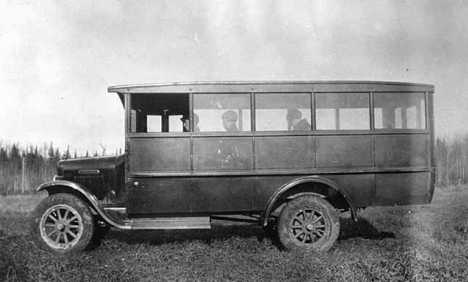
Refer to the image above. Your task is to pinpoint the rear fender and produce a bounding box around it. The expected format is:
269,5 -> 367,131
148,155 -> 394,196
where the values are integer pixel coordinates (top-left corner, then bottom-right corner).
260,176 -> 358,226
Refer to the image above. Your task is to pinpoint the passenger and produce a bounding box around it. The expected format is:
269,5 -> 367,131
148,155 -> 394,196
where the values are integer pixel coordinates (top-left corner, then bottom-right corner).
222,110 -> 239,131
193,113 -> 200,132
287,109 -> 311,131
181,113 -> 200,132
181,115 -> 190,132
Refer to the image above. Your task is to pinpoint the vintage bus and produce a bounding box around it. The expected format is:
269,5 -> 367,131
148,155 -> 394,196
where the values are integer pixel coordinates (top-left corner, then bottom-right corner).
31,81 -> 435,253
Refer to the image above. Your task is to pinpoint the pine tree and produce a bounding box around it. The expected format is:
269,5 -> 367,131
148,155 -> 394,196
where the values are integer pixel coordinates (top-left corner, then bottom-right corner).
63,145 -> 71,160
54,148 -> 60,162
47,142 -> 56,166
48,142 -> 54,158
0,146 -> 8,163
34,145 -> 39,158
10,144 -> 21,160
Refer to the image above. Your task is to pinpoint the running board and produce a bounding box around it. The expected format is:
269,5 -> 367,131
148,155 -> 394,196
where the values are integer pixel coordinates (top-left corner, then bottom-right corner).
123,217 -> 211,230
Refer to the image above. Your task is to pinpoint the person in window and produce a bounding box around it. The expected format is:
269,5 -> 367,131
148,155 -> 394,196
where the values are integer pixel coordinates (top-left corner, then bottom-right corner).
222,110 -> 239,131
193,113 -> 200,132
181,116 -> 190,132
287,109 -> 311,131
219,110 -> 243,168
181,113 -> 200,132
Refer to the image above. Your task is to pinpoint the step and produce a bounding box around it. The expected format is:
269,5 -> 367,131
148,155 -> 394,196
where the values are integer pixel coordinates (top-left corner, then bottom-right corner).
124,216 -> 211,230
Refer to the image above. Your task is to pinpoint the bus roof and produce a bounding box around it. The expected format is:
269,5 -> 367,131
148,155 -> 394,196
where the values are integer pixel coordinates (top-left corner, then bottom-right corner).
108,80 -> 434,95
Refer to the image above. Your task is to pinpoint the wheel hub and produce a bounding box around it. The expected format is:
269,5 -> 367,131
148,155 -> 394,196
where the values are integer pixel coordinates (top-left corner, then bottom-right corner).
56,222 -> 66,231
290,208 -> 327,244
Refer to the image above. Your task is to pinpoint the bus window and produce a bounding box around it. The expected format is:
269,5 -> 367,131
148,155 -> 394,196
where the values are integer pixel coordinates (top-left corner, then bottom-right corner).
255,93 -> 311,131
374,92 -> 426,129
193,94 -> 251,132
316,93 -> 370,130
130,93 -> 189,133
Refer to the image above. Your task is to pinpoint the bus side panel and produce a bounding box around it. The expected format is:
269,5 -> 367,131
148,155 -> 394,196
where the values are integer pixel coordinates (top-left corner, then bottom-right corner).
193,137 -> 253,171
191,177 -> 255,212
325,174 -> 375,207
126,137 -> 192,215
192,136 -> 255,213
374,172 -> 431,205
316,136 -> 373,168
129,137 -> 191,172
254,176 -> 299,210
255,136 -> 315,169
375,135 -> 429,167
126,177 -> 192,215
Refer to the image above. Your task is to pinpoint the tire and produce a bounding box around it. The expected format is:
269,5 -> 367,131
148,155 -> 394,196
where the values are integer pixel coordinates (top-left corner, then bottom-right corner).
277,195 -> 340,253
30,193 -> 95,253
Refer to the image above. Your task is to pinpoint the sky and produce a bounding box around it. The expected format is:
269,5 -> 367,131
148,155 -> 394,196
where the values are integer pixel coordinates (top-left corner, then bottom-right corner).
1,0 -> 467,155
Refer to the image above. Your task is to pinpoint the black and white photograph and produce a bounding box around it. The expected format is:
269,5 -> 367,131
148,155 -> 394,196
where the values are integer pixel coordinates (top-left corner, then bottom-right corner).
1,1 -> 467,281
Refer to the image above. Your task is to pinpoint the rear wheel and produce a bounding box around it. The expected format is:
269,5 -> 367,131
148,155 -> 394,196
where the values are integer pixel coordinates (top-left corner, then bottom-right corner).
30,193 -> 95,253
277,195 -> 339,252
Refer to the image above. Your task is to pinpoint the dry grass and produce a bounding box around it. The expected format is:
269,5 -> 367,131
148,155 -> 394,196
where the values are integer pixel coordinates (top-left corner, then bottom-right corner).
0,192 -> 47,213
1,186 -> 468,281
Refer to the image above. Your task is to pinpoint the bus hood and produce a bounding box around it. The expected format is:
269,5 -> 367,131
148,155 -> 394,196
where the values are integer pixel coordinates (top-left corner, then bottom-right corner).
58,154 -> 125,174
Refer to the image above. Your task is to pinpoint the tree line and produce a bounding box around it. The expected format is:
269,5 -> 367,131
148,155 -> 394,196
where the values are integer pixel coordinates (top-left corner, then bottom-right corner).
435,135 -> 468,185
1,136 -> 467,195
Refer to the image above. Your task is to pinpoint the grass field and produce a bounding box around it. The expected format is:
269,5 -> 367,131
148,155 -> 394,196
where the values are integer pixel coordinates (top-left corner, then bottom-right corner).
1,186 -> 468,282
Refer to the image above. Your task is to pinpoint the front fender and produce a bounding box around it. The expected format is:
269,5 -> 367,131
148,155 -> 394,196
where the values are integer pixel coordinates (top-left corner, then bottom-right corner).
260,176 -> 358,226
37,180 -> 130,229
37,180 -> 98,202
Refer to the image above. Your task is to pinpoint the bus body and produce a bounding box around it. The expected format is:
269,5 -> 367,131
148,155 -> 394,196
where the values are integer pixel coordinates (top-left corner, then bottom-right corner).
32,81 -> 435,253
113,81 -> 435,215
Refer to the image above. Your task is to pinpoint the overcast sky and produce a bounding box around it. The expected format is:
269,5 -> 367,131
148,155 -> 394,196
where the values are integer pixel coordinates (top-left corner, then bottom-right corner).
1,0 -> 467,155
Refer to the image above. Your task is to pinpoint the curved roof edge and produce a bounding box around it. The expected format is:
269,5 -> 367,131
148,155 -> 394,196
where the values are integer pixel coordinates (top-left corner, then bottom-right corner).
108,80 -> 435,93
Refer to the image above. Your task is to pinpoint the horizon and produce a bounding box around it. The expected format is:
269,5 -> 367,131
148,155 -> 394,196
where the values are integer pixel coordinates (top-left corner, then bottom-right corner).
1,1 -> 467,155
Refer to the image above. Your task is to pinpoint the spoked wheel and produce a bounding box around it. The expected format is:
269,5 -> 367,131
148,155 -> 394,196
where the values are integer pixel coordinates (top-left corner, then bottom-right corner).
277,195 -> 340,252
31,193 -> 95,253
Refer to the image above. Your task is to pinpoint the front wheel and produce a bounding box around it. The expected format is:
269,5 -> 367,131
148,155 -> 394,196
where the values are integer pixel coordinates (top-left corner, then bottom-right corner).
30,193 -> 95,253
277,195 -> 340,252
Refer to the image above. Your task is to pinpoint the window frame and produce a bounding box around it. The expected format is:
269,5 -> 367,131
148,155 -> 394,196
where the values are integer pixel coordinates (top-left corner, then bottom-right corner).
372,91 -> 428,131
126,93 -> 191,135
314,92 -> 372,131
124,91 -> 429,136
192,92 -> 253,134
254,92 -> 313,132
